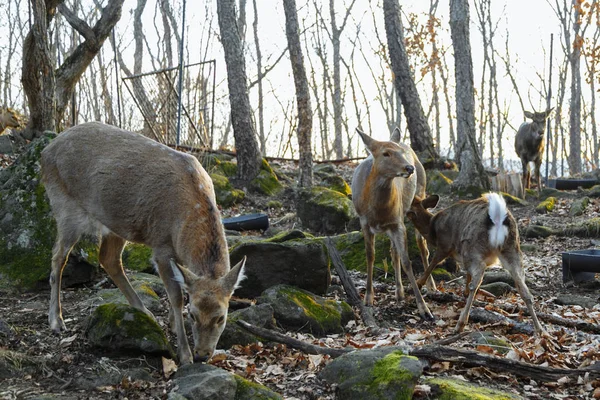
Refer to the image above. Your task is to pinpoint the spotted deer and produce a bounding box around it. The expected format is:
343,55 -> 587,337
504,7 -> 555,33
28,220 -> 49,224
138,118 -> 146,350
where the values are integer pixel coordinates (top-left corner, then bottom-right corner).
515,108 -> 553,193
406,193 -> 544,334
41,122 -> 246,365
351,128 -> 435,319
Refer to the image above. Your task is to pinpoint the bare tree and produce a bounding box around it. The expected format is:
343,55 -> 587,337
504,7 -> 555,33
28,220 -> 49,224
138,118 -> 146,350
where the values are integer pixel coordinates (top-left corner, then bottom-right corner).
283,0 -> 313,187
217,0 -> 262,184
382,0 -> 436,157
449,0 -> 490,190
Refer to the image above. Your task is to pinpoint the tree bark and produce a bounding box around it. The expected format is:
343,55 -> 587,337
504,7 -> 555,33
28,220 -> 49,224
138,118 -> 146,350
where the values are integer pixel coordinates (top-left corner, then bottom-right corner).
449,0 -> 490,190
382,0 -> 436,158
568,0 -> 582,174
283,0 -> 313,187
217,0 -> 262,184
252,0 -> 267,154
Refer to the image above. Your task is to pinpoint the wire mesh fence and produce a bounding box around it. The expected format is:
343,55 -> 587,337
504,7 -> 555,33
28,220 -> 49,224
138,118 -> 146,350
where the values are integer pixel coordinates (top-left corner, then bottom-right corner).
122,60 -> 216,149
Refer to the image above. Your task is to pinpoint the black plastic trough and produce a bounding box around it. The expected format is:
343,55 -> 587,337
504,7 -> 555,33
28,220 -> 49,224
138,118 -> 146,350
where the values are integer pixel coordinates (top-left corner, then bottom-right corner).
547,179 -> 598,190
561,249 -> 600,283
222,213 -> 269,231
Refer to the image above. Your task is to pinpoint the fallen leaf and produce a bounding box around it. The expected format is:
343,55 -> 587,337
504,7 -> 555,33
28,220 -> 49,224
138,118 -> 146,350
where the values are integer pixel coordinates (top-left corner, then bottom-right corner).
162,357 -> 177,378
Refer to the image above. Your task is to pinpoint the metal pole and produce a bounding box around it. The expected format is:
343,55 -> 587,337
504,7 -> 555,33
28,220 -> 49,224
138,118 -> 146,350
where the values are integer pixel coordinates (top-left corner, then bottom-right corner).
545,33 -> 554,184
112,29 -> 122,128
175,0 -> 187,147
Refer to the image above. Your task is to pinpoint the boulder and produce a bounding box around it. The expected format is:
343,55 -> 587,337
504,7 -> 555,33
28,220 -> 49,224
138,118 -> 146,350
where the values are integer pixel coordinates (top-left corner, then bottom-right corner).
426,377 -> 523,399
218,303 -> 275,349
319,347 -> 423,400
85,304 -> 173,358
523,224 -> 556,238
122,243 -> 154,273
322,175 -> 352,197
84,280 -> 162,313
257,284 -> 353,336
480,282 -> 514,297
229,235 -> 330,298
535,197 -> 556,214
250,159 -> 283,196
554,294 -> 597,309
296,186 -> 357,234
569,196 -> 589,217
0,135 -> 14,154
210,173 -> 245,207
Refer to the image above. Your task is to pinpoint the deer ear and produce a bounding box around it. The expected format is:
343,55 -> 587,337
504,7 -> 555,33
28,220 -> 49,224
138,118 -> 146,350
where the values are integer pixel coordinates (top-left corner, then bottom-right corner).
390,127 -> 401,143
524,111 -> 534,119
406,210 -> 417,220
356,128 -> 376,150
422,194 -> 440,209
545,108 -> 554,117
222,256 -> 247,295
170,259 -> 200,290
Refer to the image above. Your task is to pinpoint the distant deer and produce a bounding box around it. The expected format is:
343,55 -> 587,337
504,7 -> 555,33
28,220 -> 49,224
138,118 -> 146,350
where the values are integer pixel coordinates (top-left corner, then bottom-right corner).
351,128 -> 436,319
41,122 -> 246,365
407,193 -> 544,334
0,108 -> 22,134
515,108 -> 553,193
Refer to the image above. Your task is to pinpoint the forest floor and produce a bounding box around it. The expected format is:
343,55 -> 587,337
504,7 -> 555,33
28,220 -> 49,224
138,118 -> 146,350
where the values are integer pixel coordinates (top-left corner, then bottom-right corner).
1,156 -> 599,399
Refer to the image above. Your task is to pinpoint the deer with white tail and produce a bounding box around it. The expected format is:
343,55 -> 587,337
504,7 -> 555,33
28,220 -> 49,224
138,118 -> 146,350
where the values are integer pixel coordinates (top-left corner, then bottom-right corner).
351,128 -> 436,319
41,122 -> 246,365
406,192 -> 544,334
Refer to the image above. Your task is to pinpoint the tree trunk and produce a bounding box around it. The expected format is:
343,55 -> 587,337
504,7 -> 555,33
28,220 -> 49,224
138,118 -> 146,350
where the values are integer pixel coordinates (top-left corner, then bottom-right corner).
217,0 -> 262,184
382,0 -> 436,158
283,0 -> 313,187
568,0 -> 582,174
252,0 -> 267,154
449,0 -> 489,190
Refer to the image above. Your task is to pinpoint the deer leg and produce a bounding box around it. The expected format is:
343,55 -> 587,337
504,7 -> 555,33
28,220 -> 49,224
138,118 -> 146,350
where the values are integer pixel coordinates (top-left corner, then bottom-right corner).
389,228 -> 433,320
415,231 -> 436,291
521,159 -> 530,190
499,251 -> 545,335
154,251 -> 193,365
464,272 -> 472,296
48,231 -> 79,333
390,243 -> 404,300
416,250 -> 449,288
99,234 -> 152,317
534,158 -> 543,193
363,227 -> 376,306
455,259 -> 485,333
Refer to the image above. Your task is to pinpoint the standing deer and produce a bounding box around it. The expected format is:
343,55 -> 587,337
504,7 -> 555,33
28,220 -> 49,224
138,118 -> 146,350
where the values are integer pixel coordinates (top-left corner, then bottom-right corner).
41,122 -> 246,365
406,193 -> 544,334
515,108 -> 553,193
0,108 -> 21,134
351,128 -> 435,319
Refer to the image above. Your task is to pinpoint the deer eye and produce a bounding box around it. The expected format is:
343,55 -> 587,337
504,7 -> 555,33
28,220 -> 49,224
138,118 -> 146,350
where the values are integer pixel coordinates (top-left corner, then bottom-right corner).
382,152 -> 390,157
217,315 -> 225,325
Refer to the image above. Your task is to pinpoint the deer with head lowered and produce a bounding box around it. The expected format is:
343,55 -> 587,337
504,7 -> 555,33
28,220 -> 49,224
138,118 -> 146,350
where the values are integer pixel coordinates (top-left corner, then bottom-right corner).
515,108 -> 553,193
0,107 -> 22,134
41,122 -> 246,365
351,128 -> 436,319
406,193 -> 544,334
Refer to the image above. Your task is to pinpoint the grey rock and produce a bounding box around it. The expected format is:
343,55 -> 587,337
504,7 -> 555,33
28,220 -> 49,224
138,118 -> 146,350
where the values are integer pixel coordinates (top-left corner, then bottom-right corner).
172,364 -> 237,400
480,282 -> 514,297
554,294 -> 597,309
218,303 -> 275,349
0,135 -> 13,154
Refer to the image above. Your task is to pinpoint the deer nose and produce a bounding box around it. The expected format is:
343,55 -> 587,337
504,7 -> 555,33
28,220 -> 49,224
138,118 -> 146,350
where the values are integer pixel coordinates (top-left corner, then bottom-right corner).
405,165 -> 415,175
194,354 -> 209,363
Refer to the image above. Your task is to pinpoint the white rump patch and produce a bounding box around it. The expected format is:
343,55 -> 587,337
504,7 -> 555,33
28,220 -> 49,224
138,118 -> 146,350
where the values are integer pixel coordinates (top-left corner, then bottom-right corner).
485,193 -> 508,248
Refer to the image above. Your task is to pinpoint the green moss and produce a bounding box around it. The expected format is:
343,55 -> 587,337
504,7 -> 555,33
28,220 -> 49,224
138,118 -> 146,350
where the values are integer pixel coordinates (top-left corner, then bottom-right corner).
279,286 -> 346,332
266,200 -> 283,209
369,351 -> 418,400
218,161 -> 238,178
264,230 -> 313,243
535,197 -> 556,214
323,175 -> 352,197
426,170 -> 453,194
233,375 -> 283,400
427,377 -> 522,400
210,173 -> 245,207
500,192 -> 528,206
523,225 -> 556,238
431,267 -> 453,282
251,159 -> 283,196
122,243 -> 153,273
569,196 -> 589,216
565,217 -> 600,237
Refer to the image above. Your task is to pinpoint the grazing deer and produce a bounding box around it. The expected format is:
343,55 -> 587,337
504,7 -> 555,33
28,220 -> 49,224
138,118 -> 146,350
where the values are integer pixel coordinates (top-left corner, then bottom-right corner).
407,193 -> 544,334
41,122 -> 246,365
0,108 -> 22,134
351,128 -> 435,319
515,108 -> 553,193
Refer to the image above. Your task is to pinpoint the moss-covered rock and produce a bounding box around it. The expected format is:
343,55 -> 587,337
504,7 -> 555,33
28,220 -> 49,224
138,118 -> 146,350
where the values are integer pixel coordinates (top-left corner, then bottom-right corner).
210,173 -> 245,207
122,243 -> 153,273
538,187 -> 561,200
296,186 -> 357,234
250,159 -> 283,196
84,281 -> 162,313
523,224 -> 556,238
535,197 -> 556,214
266,200 -> 283,209
264,229 -> 313,243
479,282 -> 514,297
197,153 -> 234,173
569,196 -> 589,216
233,374 -> 283,400
85,304 -> 173,358
257,284 -> 354,336
563,217 -> 600,237
587,185 -> 600,198
218,303 -> 275,349
500,192 -> 528,206
0,349 -> 47,379
323,175 -> 352,197
172,364 -> 237,399
426,170 -> 453,195
426,377 -> 523,399
313,163 -> 337,178
469,332 -> 511,355
319,347 -> 422,400
431,267 -> 453,283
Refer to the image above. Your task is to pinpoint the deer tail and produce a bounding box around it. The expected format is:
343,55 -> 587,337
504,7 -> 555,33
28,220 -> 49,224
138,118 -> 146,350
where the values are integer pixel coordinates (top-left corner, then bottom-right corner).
485,193 -> 509,248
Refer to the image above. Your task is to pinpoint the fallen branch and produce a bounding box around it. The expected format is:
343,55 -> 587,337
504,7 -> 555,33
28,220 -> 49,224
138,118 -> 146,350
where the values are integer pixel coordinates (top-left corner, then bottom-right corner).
410,344 -> 600,382
236,320 -> 352,358
325,238 -> 380,331
427,291 -> 600,335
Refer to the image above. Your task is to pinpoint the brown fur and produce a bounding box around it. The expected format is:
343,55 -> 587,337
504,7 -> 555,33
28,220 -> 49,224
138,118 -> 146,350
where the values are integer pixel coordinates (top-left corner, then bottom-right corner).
514,108 -> 553,192
407,194 -> 544,334
41,122 -> 246,365
351,128 -> 435,319
0,108 -> 21,134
